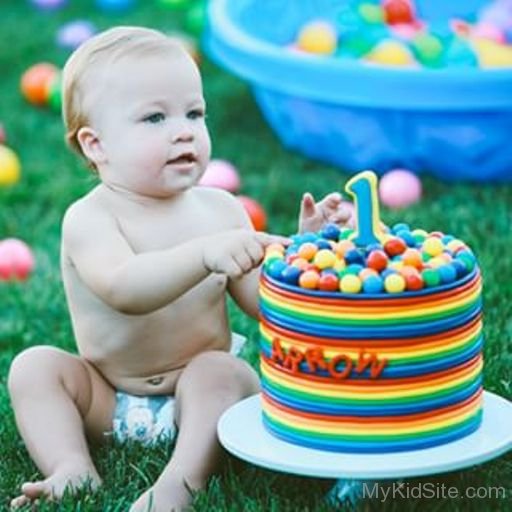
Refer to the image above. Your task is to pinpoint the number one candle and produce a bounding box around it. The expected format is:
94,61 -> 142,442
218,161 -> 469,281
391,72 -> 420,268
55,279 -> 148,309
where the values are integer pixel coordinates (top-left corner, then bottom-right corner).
345,170 -> 385,247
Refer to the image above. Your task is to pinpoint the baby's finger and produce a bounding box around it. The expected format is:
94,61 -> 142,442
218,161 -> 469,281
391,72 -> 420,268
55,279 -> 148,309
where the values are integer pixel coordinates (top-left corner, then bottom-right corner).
321,192 -> 343,208
245,239 -> 265,266
233,251 -> 254,274
255,232 -> 292,247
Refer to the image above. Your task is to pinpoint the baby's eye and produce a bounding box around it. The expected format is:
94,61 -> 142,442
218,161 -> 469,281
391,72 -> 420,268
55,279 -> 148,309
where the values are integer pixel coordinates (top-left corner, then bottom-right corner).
187,109 -> 205,120
142,112 -> 165,124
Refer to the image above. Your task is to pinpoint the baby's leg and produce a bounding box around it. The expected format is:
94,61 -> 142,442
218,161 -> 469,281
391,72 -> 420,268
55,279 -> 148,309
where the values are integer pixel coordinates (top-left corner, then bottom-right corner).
8,346 -> 115,508
130,350 -> 259,512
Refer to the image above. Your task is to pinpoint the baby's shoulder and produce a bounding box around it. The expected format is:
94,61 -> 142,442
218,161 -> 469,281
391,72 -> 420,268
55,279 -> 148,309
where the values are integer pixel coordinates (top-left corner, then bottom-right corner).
192,186 -> 245,215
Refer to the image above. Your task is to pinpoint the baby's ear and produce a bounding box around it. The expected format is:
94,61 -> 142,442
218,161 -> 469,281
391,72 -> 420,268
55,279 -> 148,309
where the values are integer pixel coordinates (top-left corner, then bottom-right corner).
76,126 -> 106,166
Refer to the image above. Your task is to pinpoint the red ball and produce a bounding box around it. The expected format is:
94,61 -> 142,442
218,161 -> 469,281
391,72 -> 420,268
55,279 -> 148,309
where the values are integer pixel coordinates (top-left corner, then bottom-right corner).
367,250 -> 389,271
0,238 -> 35,280
384,238 -> 407,257
318,273 -> 339,291
404,272 -> 424,291
237,195 -> 267,231
383,0 -> 415,25
20,63 -> 59,106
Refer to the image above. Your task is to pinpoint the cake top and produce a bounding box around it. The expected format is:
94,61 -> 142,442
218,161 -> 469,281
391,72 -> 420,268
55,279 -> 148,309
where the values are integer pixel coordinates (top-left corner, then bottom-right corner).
262,171 -> 477,295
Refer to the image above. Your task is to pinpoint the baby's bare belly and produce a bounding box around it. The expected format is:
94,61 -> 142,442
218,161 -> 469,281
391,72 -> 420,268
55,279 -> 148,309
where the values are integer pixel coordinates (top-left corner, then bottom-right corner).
76,299 -> 231,396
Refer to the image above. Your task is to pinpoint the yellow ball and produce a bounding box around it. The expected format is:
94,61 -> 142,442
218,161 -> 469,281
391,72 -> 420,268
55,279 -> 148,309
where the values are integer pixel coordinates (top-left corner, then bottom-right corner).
0,145 -> 21,186
264,250 -> 283,263
340,274 -> 362,293
384,274 -> 406,293
423,237 -> 444,257
333,258 -> 346,272
313,249 -> 336,269
297,21 -> 337,55
365,39 -> 416,67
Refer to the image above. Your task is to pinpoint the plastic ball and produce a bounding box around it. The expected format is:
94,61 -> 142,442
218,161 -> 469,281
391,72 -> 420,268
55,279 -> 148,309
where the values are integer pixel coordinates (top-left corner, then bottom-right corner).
56,20 -> 96,50
299,270 -> 320,289
266,259 -> 287,280
31,0 -> 67,10
362,274 -> 384,293
20,63 -> 59,106
422,268 -> 441,287
281,265 -> 302,285
297,242 -> 318,261
335,239 -> 355,258
451,259 -> 468,278
237,196 -> 266,231
411,33 -> 443,67
199,159 -> 240,192
404,272 -> 424,291
313,249 -> 336,269
297,20 -> 337,55
382,0 -> 415,25
365,39 -> 417,67
472,37 -> 512,68
456,251 -> 476,272
0,145 -> 21,186
438,264 -> 457,284
340,274 -> 362,293
318,272 -> 339,291
291,257 -> 310,271
402,248 -> 423,269
384,273 -> 406,293
384,237 -> 407,257
95,0 -> 135,11
46,73 -> 62,113
0,239 -> 35,280
358,3 -> 384,24
379,169 -> 422,209
367,249 -> 388,271
423,237 -> 444,257
321,223 -> 340,241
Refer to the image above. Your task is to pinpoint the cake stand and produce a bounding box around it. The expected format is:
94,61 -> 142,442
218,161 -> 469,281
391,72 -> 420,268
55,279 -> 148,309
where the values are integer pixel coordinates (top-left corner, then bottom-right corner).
217,391 -> 512,480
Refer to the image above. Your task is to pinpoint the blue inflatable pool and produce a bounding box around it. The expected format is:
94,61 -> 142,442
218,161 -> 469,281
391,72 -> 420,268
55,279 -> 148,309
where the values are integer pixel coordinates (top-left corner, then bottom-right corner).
205,0 -> 512,182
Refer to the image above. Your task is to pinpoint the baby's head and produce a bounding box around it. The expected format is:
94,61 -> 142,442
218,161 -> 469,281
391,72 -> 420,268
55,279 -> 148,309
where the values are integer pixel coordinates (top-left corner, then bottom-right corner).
62,26 -> 210,197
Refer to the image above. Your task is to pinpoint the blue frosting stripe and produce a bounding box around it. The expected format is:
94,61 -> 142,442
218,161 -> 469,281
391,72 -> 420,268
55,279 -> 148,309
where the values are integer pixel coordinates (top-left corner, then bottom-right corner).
261,380 -> 483,416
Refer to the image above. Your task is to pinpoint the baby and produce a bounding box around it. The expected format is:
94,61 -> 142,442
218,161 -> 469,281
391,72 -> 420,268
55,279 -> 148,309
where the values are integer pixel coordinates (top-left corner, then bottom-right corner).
8,26 -> 350,511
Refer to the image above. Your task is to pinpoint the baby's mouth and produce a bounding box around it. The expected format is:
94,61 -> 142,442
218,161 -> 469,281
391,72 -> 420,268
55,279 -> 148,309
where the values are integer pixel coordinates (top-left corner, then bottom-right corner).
167,152 -> 196,165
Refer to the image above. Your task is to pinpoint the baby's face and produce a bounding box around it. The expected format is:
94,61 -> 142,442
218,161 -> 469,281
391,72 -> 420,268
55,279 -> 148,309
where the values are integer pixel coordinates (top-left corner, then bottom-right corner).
85,49 -> 211,198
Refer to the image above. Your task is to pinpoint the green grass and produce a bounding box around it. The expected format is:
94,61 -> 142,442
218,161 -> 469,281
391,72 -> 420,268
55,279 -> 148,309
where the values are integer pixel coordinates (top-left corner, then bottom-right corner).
1,0 -> 511,510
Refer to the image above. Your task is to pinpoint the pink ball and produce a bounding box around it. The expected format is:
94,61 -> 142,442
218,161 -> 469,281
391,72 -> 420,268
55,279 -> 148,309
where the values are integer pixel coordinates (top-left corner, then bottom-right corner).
0,238 -> 35,280
199,159 -> 241,193
378,169 -> 422,209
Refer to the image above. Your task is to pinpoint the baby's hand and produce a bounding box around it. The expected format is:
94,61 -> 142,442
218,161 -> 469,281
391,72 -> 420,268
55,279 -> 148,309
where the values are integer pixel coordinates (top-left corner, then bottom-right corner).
203,229 -> 290,279
298,192 -> 353,234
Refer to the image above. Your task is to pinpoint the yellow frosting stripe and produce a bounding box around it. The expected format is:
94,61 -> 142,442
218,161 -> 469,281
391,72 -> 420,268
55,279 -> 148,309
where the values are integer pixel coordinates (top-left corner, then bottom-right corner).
261,357 -> 482,398
260,322 -> 481,361
262,396 -> 482,436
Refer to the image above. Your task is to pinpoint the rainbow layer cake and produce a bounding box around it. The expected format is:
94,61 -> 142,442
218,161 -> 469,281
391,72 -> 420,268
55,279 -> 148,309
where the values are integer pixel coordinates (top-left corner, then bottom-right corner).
259,219 -> 483,453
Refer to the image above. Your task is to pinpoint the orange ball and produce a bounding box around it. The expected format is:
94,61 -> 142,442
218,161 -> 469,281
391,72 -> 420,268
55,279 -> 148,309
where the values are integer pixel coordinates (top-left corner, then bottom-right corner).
237,195 -> 267,231
299,270 -> 320,289
21,63 -> 59,106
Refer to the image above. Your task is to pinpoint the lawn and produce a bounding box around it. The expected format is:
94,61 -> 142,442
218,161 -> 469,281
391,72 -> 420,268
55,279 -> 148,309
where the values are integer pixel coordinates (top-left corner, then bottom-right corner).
1,0 -> 511,510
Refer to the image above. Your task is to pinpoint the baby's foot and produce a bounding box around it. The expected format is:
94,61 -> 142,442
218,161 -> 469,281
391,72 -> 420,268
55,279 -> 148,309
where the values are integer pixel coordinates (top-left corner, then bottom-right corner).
10,464 -> 101,509
129,476 -> 194,512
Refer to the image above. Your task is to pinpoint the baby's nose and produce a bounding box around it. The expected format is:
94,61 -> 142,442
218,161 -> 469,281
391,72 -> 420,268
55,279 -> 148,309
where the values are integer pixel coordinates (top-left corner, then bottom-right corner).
171,122 -> 194,143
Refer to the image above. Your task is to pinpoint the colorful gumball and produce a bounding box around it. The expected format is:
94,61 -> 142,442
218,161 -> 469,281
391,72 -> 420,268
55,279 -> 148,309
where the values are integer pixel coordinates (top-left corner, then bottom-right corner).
0,145 -> 21,186
299,270 -> 320,289
21,63 -> 59,106
199,159 -> 240,192
296,20 -> 337,55
379,169 -> 422,209
237,196 -> 266,231
0,239 -> 35,280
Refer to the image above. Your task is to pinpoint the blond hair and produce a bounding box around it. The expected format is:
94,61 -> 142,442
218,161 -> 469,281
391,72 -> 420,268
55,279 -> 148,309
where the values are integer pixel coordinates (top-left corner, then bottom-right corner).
62,26 -> 189,167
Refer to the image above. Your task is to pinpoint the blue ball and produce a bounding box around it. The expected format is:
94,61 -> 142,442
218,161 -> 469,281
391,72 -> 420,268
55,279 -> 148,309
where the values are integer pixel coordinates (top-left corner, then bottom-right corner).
381,268 -> 397,279
344,248 -> 365,265
451,259 -> 468,278
442,235 -> 455,244
438,264 -> 457,284
280,265 -> 302,285
301,232 -> 318,243
266,260 -> 288,280
396,230 -> 417,247
362,275 -> 384,294
392,222 -> 410,234
286,244 -> 299,256
346,263 -> 364,275
321,223 -> 341,240
316,239 -> 332,250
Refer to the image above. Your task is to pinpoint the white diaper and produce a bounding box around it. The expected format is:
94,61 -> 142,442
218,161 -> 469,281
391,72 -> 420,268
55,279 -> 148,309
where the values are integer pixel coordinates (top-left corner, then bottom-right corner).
112,333 -> 246,445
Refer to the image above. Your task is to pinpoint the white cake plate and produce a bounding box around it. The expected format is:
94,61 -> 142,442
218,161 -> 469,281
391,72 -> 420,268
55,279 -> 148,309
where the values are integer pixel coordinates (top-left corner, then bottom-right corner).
218,391 -> 512,479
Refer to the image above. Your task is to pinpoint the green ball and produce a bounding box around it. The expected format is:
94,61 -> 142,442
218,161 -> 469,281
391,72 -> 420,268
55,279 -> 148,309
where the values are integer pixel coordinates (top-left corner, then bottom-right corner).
411,33 -> 444,68
422,268 -> 441,287
339,228 -> 354,240
47,74 -> 62,113
358,3 -> 384,25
